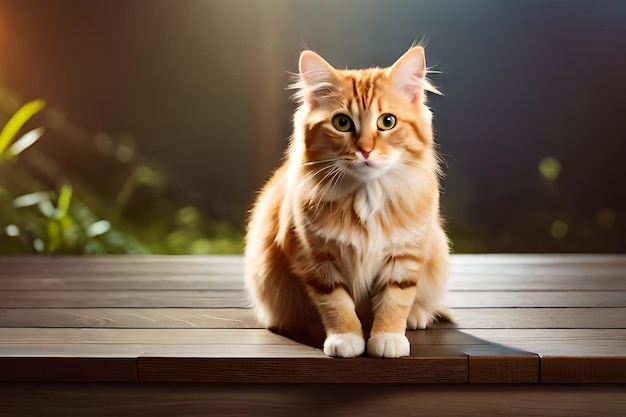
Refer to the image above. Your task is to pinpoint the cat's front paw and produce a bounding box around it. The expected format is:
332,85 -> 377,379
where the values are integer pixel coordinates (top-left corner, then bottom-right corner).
323,333 -> 365,358
367,333 -> 410,358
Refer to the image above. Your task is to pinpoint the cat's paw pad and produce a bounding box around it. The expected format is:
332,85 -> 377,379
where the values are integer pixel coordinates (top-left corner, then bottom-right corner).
323,333 -> 365,358
367,333 -> 410,358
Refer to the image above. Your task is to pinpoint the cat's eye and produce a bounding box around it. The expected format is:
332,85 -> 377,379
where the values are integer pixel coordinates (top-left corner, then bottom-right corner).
377,114 -> 396,131
331,114 -> 354,132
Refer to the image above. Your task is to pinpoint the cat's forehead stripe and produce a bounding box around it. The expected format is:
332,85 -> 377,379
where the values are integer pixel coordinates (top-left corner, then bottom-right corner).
346,72 -> 378,110
351,78 -> 359,100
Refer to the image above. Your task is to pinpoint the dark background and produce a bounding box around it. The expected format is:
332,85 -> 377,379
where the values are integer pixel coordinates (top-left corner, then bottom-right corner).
0,0 -> 624,253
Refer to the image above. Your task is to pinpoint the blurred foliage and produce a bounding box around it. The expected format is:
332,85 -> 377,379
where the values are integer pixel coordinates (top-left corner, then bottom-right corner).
0,84 -> 620,255
0,99 -> 46,159
0,90 -> 244,255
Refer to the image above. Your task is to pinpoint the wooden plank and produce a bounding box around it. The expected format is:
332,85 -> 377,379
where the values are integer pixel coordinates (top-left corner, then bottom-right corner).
1,254 -> 625,288
137,356 -> 468,383
415,329 -> 626,383
2,307 -> 623,329
0,308 -> 256,328
462,329 -> 626,357
444,291 -> 626,308
1,254 -> 622,270
448,275 -> 626,291
0,255 -> 242,268
0,358 -> 137,382
0,328 -> 296,345
449,308 -> 626,329
0,277 -> 242,291
1,253 -> 623,266
0,257 -> 243,276
468,355 -> 539,384
541,357 -> 626,383
1,290 -> 624,309
0,344 -> 145,357
0,254 -> 624,386
449,253 -> 626,266
409,329 -> 539,383
0,290 -> 250,308
3,383 -> 624,417
0,329 -> 538,383
0,343 -> 326,358
461,329 -> 626,384
0,330 -> 467,382
1,271 -> 624,291
0,329 -> 531,356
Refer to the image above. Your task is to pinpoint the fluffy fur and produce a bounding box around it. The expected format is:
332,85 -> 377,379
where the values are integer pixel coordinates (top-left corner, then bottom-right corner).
245,47 -> 453,358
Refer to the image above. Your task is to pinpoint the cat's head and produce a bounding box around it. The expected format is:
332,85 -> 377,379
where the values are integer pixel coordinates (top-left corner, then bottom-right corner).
291,47 -> 441,183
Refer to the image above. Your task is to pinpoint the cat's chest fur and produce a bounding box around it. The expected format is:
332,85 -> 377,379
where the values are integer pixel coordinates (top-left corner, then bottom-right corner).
305,181 -> 397,248
304,180 -> 421,301
352,181 -> 384,223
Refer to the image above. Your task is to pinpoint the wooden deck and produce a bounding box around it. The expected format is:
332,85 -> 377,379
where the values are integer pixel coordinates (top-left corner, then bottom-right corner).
1,255 -> 625,416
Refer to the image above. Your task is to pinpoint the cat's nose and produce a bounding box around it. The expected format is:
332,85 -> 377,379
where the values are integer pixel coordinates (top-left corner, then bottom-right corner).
359,149 -> 371,159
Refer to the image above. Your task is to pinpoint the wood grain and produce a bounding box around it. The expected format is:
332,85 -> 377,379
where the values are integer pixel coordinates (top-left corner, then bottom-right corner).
462,329 -> 626,356
1,290 -> 624,308
408,329 -> 539,383
2,273 -> 624,290
0,276 -> 242,290
2,307 -> 623,329
541,357 -> 626,383
0,308 -> 257,328
137,356 -> 468,383
0,255 -> 625,386
0,328 -> 292,345
0,343 -> 327,358
469,355 -> 539,383
0,290 -> 251,308
445,291 -> 626,308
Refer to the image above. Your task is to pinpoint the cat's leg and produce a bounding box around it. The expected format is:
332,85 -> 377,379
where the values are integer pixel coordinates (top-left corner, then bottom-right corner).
367,254 -> 419,358
302,259 -> 365,358
407,228 -> 454,330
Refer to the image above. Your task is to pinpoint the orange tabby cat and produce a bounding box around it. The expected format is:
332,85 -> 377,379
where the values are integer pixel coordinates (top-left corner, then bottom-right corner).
245,46 -> 453,358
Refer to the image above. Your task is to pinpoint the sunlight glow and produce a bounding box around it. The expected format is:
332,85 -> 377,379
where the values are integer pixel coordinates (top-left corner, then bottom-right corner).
539,157 -> 561,181
549,220 -> 568,240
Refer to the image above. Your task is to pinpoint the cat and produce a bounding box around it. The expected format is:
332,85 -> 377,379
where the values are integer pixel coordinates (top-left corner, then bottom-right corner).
245,46 -> 453,358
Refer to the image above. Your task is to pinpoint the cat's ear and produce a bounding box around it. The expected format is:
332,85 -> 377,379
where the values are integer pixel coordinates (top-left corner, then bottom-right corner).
386,47 -> 441,103
294,51 -> 338,106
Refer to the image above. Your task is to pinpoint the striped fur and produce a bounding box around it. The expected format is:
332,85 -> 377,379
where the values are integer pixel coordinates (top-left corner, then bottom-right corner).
245,47 -> 453,358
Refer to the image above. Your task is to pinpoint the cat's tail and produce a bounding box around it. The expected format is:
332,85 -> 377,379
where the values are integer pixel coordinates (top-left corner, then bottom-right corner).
435,306 -> 455,324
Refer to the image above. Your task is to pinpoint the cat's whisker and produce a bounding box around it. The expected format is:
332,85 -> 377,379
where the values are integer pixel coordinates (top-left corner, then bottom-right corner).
298,163 -> 344,205
301,158 -> 347,167
322,167 -> 343,201
319,166 -> 345,202
300,163 -> 337,186
325,167 -> 347,202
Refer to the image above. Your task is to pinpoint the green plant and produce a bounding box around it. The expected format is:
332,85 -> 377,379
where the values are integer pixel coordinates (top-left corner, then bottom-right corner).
0,99 -> 46,162
11,185 -> 112,253
0,99 -> 141,253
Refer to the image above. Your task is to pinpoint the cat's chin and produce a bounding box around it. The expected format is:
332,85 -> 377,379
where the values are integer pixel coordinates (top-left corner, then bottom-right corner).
347,161 -> 389,182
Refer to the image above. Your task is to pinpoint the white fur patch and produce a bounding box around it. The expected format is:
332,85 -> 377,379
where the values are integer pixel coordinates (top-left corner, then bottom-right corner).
324,333 -> 366,358
353,181 -> 383,223
367,333 -> 410,358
